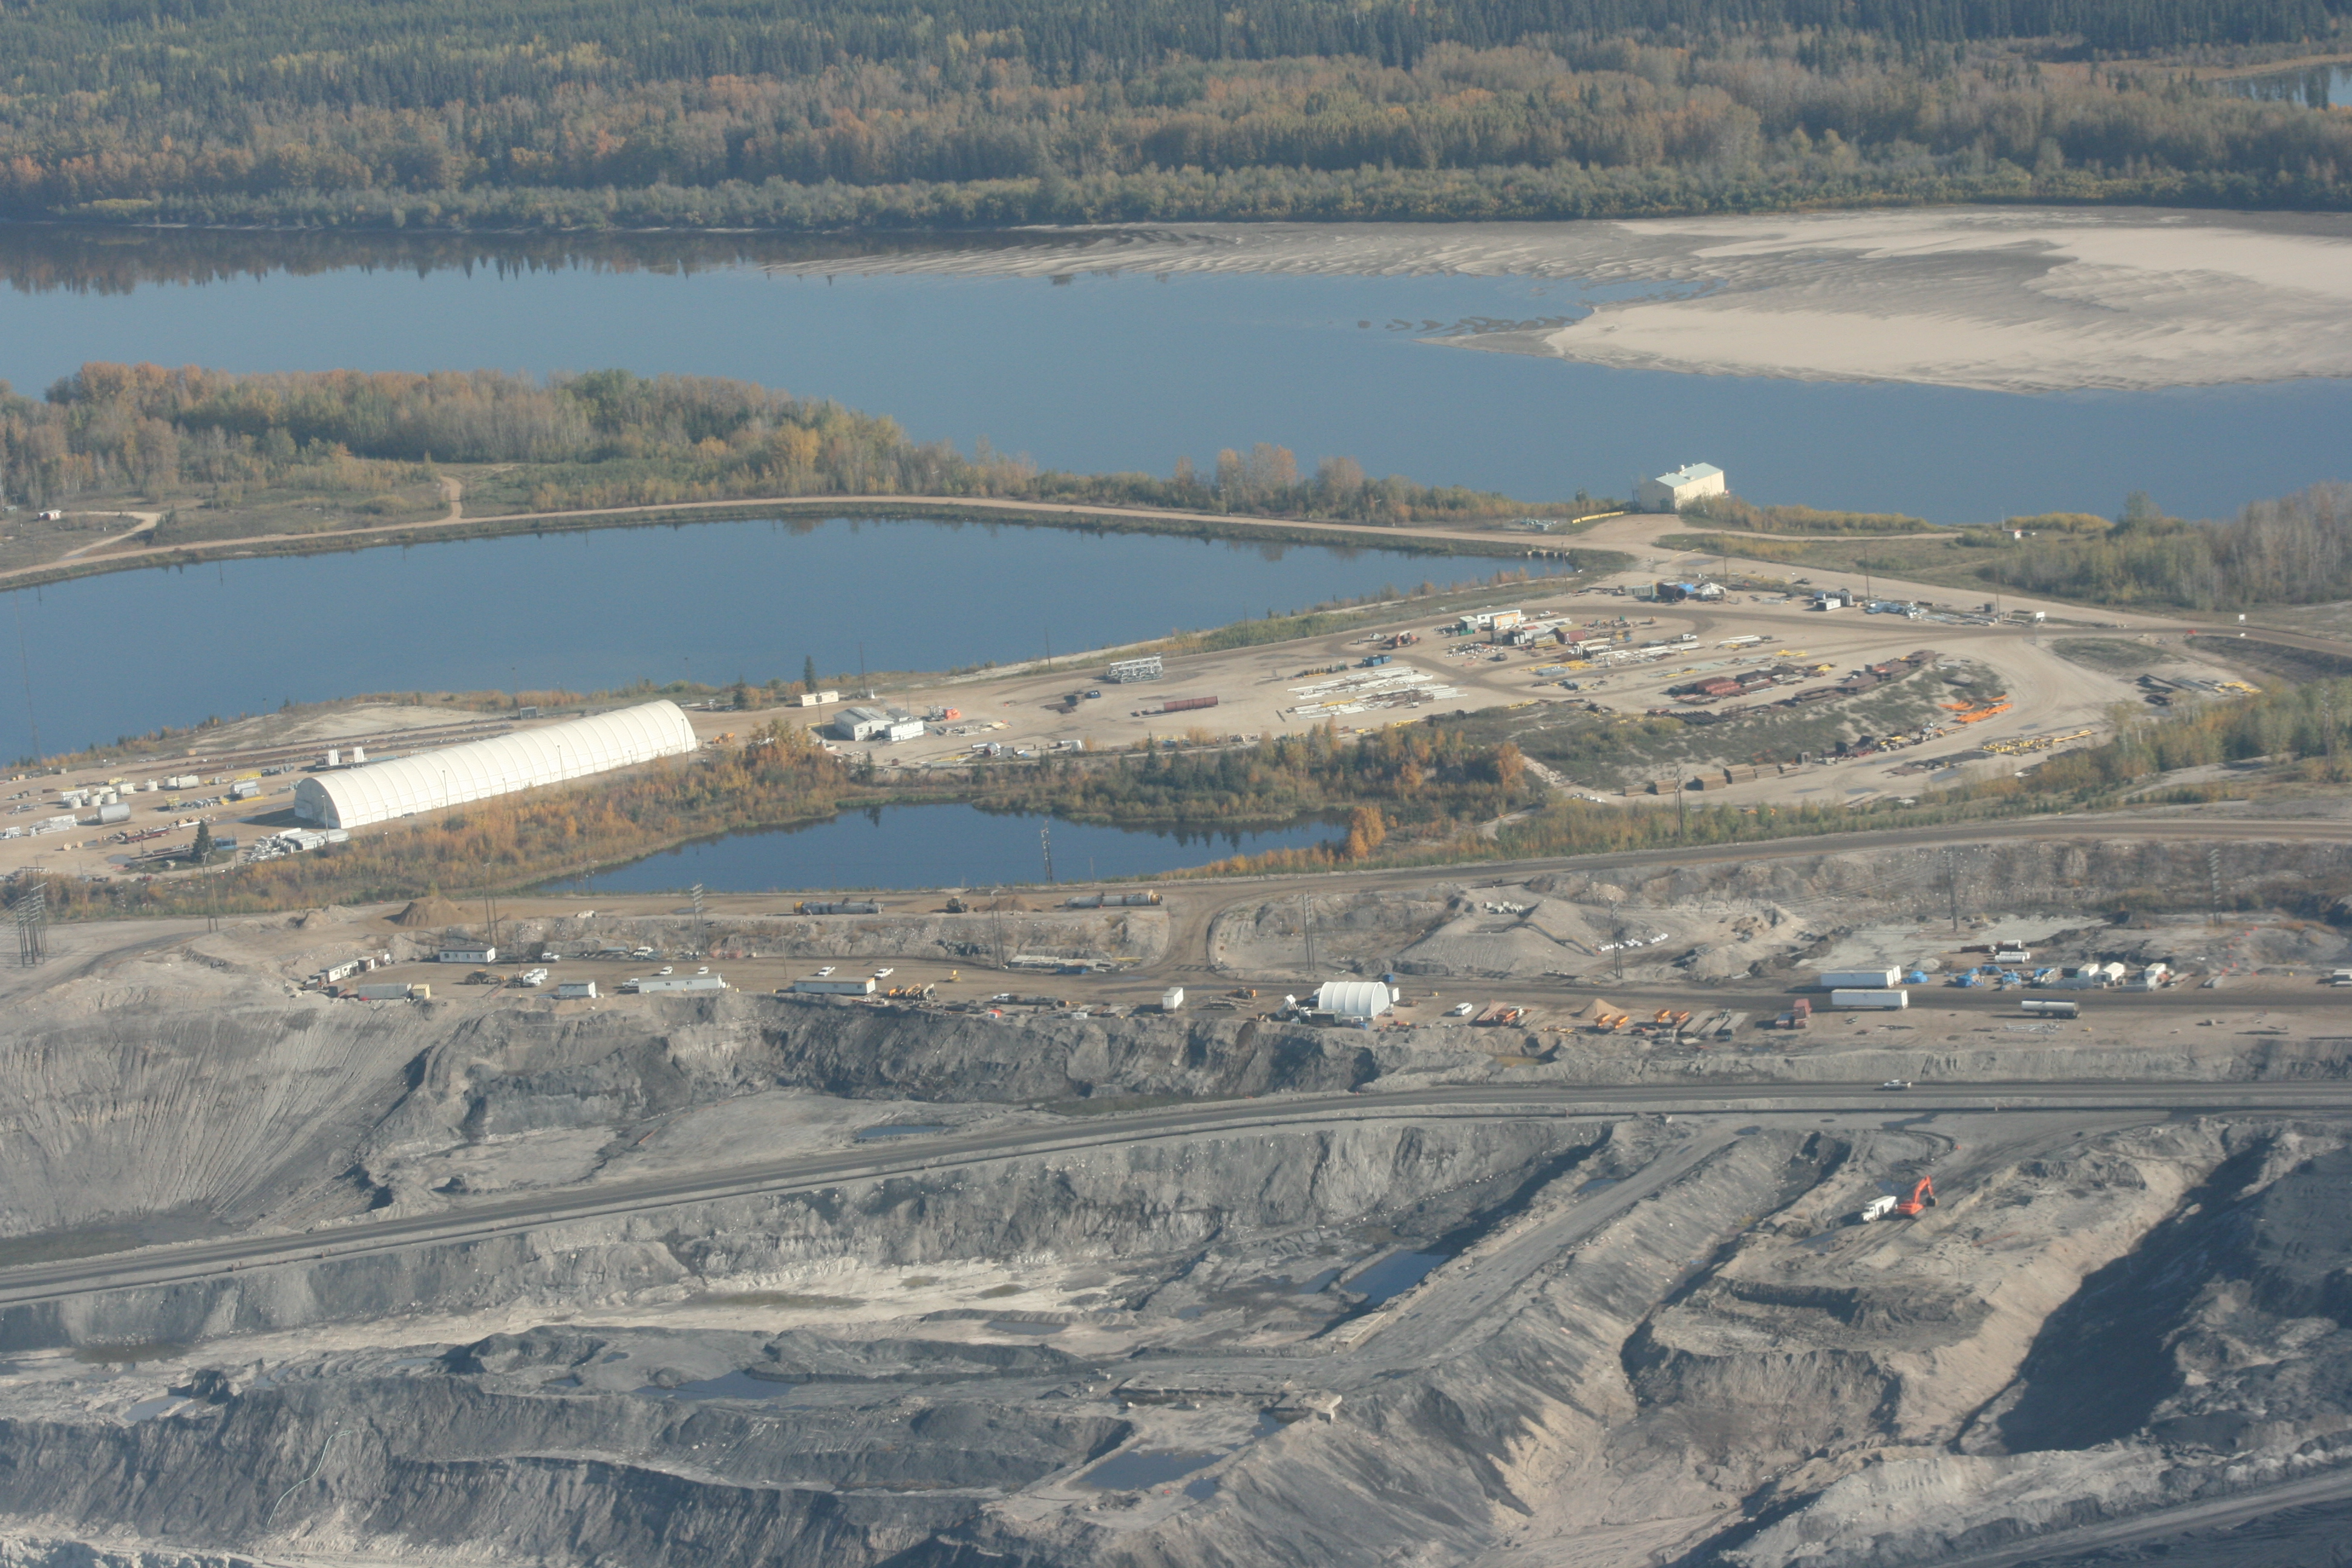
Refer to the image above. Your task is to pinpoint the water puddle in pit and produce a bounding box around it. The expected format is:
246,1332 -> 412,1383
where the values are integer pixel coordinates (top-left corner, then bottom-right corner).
1081,1449 -> 1224,1490
1347,1250 -> 1448,1304
1576,1178 -> 1620,1195
1294,1267 -> 1345,1295
639,1370 -> 797,1401
854,1123 -> 950,1142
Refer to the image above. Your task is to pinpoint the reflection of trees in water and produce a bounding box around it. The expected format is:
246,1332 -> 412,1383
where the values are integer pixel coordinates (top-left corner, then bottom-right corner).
0,227 -> 1059,298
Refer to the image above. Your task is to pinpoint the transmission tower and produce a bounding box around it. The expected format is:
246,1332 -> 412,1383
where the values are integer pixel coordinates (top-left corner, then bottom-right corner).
13,882 -> 46,967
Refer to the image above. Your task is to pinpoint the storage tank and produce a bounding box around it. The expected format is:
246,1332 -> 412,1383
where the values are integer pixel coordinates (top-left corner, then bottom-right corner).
1818,967 -> 1902,990
2020,999 -> 2079,1017
1829,988 -> 1909,1010
96,803 -> 130,825
796,900 -> 881,915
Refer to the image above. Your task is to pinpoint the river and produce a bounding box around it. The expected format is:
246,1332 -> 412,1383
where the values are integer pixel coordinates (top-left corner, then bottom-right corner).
2,223 -> 2346,530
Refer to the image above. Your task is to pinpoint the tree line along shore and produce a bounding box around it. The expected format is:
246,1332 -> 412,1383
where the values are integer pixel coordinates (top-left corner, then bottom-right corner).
0,0 -> 2347,230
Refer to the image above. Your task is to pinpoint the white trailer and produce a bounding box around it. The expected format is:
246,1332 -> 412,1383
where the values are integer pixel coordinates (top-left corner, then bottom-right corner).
1818,967 -> 1902,990
1829,988 -> 1909,1010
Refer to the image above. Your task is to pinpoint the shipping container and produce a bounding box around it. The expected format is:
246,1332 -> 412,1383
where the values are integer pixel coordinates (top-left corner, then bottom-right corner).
347,982 -> 419,1001
1818,967 -> 1903,990
1829,988 -> 1909,1010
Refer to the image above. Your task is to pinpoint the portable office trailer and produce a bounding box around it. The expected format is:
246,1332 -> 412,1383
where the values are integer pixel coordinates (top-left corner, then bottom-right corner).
792,976 -> 875,995
1829,988 -> 1909,1010
437,946 -> 496,964
555,981 -> 598,999
1818,967 -> 1903,990
347,982 -> 420,1001
634,974 -> 727,993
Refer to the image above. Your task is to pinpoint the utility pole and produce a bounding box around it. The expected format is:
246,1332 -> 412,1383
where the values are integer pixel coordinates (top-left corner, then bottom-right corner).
2207,846 -> 2224,927
1610,901 -> 1622,981
1675,771 -> 1686,841
1945,847 -> 1962,933
1302,893 -> 1316,976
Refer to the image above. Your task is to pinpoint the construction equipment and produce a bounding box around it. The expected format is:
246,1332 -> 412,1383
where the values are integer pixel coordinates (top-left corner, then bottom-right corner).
1892,1177 -> 1938,1218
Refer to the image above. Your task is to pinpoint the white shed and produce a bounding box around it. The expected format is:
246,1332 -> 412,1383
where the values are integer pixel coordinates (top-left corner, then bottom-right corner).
1637,462 -> 1727,513
1315,981 -> 1395,1019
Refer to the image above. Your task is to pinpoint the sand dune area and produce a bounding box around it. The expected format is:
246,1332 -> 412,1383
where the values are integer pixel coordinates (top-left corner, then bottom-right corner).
763,207 -> 2352,393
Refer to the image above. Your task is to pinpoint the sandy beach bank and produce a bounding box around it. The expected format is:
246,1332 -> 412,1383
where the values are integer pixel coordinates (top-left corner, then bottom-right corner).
760,207 -> 2352,394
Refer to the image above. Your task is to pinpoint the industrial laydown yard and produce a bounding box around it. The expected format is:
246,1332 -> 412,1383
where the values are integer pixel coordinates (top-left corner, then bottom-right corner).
5,820 -> 2352,1566
0,523 -> 2256,887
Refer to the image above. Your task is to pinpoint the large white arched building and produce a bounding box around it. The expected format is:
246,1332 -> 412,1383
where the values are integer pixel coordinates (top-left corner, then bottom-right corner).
293,701 -> 699,830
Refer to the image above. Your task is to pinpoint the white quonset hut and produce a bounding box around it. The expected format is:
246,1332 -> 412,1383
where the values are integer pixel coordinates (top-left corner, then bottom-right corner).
1637,462 -> 1727,512
292,701 -> 698,830
1315,981 -> 1396,1019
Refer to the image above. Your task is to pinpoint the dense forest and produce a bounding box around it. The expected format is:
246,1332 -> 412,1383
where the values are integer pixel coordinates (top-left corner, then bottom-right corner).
0,0 -> 2344,229
0,362 -> 1583,529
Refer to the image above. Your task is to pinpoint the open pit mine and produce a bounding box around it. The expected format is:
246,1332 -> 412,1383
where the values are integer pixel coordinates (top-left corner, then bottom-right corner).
3,832 -> 2352,1567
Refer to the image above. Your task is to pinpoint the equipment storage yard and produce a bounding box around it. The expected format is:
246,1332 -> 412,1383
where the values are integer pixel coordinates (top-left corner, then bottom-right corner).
783,556 -> 2249,814
0,524 -> 2262,895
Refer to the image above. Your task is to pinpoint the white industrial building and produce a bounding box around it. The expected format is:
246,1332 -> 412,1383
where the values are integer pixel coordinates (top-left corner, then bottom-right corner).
831,706 -> 925,743
292,701 -> 697,830
1638,462 -> 1726,512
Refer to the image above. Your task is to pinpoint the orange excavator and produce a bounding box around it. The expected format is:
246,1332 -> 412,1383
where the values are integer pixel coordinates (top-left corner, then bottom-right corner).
1892,1177 -> 1938,1218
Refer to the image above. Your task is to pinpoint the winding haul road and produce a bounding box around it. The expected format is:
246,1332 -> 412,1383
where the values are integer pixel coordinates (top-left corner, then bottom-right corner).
7,1077 -> 2352,1313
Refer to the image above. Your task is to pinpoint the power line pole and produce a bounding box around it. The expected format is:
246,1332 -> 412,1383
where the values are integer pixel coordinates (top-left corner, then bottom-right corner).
2206,846 -> 2224,927
1945,847 -> 1962,933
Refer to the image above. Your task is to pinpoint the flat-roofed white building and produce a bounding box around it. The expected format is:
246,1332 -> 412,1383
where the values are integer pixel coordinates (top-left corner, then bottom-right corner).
292,702 -> 696,830
1638,462 -> 1726,512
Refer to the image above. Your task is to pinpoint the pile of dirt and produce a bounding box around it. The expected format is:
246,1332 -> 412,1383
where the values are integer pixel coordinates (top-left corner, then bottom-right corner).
390,896 -> 468,929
